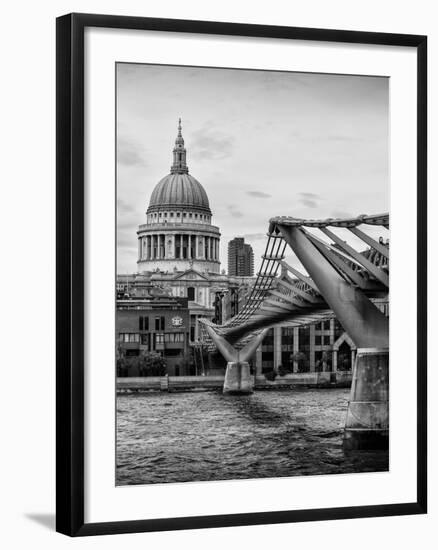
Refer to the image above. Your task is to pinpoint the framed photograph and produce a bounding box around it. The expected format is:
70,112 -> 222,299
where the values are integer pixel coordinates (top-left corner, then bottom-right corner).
56,13 -> 427,536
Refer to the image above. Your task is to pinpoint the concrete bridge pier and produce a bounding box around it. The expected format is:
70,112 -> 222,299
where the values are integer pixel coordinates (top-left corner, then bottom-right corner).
344,348 -> 389,450
203,324 -> 269,395
223,362 -> 253,394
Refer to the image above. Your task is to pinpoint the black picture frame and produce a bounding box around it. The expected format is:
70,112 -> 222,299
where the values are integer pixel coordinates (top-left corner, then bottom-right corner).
56,12 -> 427,537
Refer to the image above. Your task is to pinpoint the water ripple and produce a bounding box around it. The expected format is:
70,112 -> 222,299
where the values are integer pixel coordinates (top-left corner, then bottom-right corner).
116,389 -> 388,485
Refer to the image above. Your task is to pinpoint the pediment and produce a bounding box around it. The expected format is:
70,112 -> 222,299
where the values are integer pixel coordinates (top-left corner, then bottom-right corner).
333,331 -> 356,351
173,269 -> 210,281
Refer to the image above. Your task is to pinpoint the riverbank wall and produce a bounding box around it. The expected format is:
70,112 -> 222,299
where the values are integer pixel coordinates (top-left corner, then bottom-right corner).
117,372 -> 352,393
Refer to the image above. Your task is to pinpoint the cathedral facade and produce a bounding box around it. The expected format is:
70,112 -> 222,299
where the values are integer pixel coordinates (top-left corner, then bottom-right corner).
117,121 -> 254,366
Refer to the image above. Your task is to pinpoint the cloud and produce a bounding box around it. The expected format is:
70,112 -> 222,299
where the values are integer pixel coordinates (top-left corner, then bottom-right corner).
227,205 -> 244,218
117,137 -> 147,166
190,123 -> 234,160
297,192 -> 322,209
299,192 -> 320,199
246,191 -> 272,199
117,198 -> 136,215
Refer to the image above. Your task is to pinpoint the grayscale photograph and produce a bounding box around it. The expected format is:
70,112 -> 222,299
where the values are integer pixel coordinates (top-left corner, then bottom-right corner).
115,63 -> 389,486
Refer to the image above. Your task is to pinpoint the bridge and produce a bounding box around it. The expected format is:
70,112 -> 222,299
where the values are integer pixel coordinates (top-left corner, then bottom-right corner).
199,213 -> 389,450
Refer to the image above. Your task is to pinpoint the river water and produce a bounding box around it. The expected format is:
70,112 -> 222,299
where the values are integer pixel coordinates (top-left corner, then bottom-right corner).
116,389 -> 388,485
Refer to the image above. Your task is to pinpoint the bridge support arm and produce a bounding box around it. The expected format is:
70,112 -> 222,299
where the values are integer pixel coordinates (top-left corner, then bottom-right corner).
277,225 -> 388,349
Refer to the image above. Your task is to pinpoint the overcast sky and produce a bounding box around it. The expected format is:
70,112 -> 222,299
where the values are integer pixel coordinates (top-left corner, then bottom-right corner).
117,63 -> 389,274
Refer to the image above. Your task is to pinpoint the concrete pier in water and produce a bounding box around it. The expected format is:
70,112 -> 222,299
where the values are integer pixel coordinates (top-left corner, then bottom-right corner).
223,362 -> 253,394
343,348 -> 389,450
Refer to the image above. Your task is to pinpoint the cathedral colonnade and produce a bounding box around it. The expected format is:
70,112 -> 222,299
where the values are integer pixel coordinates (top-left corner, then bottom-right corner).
138,233 -> 220,261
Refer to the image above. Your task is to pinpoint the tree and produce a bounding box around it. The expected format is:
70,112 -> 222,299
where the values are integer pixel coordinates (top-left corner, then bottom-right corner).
116,351 -> 167,377
139,352 -> 167,377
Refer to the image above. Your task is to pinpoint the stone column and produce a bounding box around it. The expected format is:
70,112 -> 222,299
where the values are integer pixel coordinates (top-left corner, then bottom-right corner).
309,324 -> 316,372
255,344 -> 263,376
205,236 -> 209,260
351,349 -> 356,369
332,350 -> 338,372
293,327 -> 299,372
167,234 -> 174,259
173,233 -> 178,258
188,234 -> 192,259
273,326 -> 282,372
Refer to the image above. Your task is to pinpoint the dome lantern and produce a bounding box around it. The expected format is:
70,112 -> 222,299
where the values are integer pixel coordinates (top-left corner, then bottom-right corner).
170,118 -> 189,175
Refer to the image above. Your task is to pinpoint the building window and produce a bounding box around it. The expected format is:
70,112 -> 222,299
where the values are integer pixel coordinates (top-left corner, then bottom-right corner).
189,213 -> 192,218
263,328 -> 274,347
183,212 -> 187,217
155,316 -> 165,331
170,212 -> 174,217
139,316 -> 149,331
119,333 -> 140,343
315,335 -> 322,345
163,333 -> 185,343
177,212 -> 180,217
187,287 -> 195,301
324,320 -> 331,330
156,333 -> 165,344
195,213 -> 198,219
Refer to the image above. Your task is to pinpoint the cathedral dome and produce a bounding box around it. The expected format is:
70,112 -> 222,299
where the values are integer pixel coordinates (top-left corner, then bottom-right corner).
147,119 -> 211,215
147,173 -> 211,214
